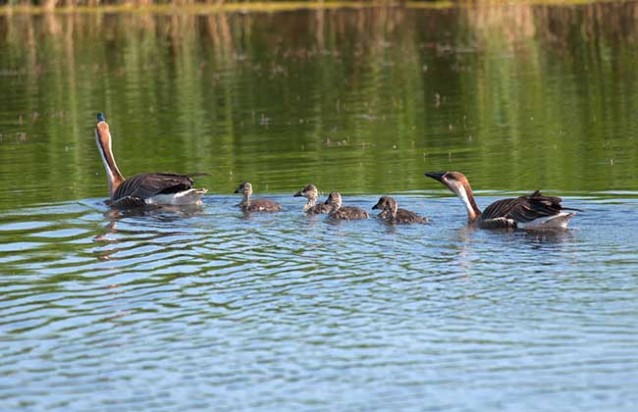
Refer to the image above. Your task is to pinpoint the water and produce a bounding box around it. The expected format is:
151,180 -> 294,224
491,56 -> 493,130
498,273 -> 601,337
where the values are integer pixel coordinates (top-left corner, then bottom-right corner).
2,3 -> 638,411
2,195 -> 638,410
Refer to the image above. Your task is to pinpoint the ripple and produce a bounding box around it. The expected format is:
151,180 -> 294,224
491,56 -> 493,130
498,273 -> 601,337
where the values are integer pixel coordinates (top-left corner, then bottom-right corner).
0,196 -> 637,411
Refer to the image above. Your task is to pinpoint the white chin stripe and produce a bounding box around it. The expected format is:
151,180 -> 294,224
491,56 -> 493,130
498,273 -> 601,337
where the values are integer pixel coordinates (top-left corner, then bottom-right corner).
454,185 -> 475,216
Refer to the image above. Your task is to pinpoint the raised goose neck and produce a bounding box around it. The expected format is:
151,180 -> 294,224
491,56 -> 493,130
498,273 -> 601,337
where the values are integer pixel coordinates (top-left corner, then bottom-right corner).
95,115 -> 125,198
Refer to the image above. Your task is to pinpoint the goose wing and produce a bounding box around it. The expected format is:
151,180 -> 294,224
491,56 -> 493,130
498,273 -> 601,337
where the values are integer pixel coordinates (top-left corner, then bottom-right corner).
480,191 -> 565,228
113,173 -> 194,201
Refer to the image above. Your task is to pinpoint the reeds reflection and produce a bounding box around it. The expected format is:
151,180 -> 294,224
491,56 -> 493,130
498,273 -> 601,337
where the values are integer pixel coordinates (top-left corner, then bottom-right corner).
1,3 -> 638,210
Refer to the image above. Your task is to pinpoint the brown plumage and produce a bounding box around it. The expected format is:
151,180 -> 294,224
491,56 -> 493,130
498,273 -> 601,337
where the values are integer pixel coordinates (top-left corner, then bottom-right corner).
95,113 -> 206,207
112,173 -> 194,201
325,192 -> 369,220
234,182 -> 282,212
372,196 -> 428,224
293,184 -> 332,214
425,171 -> 579,230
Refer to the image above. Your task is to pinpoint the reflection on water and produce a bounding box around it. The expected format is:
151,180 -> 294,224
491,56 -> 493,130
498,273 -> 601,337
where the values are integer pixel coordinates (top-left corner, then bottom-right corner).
1,195 -> 638,410
1,3 -> 638,210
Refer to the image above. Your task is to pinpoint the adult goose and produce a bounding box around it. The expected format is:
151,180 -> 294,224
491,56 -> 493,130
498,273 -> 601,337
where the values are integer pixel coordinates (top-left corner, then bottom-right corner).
425,171 -> 579,230
294,184 -> 332,214
234,182 -> 282,212
372,196 -> 429,224
95,113 -> 206,207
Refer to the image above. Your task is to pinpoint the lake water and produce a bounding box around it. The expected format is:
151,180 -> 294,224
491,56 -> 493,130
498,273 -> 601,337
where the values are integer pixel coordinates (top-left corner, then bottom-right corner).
2,3 -> 638,411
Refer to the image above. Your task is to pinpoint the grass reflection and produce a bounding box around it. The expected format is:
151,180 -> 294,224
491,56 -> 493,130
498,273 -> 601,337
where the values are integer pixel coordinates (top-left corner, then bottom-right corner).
0,3 -> 637,209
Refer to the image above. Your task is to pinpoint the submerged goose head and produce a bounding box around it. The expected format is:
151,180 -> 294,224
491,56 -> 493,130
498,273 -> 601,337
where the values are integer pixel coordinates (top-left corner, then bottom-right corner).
425,171 -> 481,222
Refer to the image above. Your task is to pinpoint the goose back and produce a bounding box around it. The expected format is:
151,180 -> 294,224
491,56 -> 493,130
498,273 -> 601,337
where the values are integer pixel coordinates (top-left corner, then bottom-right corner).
480,191 -> 571,229
113,173 -> 194,201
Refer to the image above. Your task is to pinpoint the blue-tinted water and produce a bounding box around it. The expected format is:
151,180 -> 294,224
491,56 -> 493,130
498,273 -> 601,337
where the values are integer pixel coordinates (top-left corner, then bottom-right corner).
1,194 -> 637,411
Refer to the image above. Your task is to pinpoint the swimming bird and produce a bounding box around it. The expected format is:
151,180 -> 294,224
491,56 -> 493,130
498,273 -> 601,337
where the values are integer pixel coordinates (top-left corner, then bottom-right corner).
425,171 -> 579,230
372,196 -> 429,224
95,113 -> 207,208
293,184 -> 332,214
234,182 -> 282,212
325,192 -> 369,220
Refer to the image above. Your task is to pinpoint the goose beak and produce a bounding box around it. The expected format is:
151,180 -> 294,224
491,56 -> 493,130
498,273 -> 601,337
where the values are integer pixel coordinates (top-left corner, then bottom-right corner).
372,203 -> 380,210
293,190 -> 303,197
425,171 -> 447,182
233,188 -> 240,194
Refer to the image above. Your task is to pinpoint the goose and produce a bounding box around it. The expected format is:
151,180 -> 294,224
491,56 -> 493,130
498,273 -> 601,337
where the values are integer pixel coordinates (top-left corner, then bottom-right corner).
95,113 -> 206,208
372,196 -> 428,224
325,192 -> 369,220
425,171 -> 579,230
234,182 -> 282,212
293,184 -> 332,214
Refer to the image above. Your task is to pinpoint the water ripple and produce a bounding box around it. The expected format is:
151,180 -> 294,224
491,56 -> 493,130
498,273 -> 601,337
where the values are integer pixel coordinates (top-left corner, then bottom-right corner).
1,196 -> 638,411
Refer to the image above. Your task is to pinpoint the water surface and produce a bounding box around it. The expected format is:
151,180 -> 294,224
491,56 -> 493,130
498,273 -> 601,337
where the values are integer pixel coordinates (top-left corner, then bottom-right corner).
2,194 -> 638,411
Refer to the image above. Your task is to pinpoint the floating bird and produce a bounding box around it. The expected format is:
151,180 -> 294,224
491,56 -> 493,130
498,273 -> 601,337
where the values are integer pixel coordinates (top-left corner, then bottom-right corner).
372,196 -> 429,224
234,182 -> 282,212
425,171 -> 579,230
95,113 -> 207,208
325,192 -> 369,220
294,184 -> 332,214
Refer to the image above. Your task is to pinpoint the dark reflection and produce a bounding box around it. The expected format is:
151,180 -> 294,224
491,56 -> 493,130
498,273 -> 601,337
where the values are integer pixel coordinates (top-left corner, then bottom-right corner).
455,223 -> 575,244
377,220 -> 398,235
99,203 -> 204,222
92,209 -> 120,251
236,209 -> 278,220
524,228 -> 575,245
2,3 -> 638,211
93,203 -> 204,261
445,221 -> 578,280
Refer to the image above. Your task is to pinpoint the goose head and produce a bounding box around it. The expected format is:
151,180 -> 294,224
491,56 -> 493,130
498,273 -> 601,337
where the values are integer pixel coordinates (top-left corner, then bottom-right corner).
372,196 -> 398,215
325,192 -> 342,209
234,181 -> 253,197
426,171 -> 480,222
425,171 -> 470,193
294,184 -> 319,201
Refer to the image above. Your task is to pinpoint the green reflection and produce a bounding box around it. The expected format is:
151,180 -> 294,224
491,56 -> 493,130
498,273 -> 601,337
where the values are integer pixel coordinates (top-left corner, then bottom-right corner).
0,3 -> 637,210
